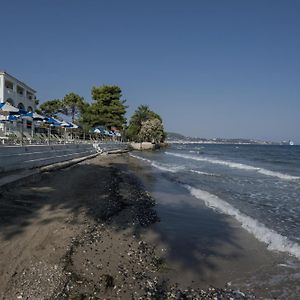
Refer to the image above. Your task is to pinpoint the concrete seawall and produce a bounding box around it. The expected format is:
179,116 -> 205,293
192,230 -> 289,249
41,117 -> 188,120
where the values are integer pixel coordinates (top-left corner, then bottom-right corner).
0,142 -> 128,173
130,142 -> 168,150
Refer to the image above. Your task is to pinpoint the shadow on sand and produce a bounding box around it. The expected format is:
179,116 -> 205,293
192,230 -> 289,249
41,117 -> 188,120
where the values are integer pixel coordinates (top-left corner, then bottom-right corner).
0,156 -> 244,278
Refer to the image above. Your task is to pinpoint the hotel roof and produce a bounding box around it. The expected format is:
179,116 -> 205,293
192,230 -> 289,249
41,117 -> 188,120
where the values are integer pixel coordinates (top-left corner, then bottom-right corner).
0,70 -> 36,93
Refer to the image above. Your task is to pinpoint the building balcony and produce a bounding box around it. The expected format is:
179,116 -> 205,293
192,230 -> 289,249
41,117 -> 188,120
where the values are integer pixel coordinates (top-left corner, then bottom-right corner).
4,88 -> 16,99
6,88 -> 14,95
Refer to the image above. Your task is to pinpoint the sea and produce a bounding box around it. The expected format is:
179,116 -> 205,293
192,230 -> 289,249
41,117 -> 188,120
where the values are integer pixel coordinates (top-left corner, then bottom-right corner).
129,143 -> 300,298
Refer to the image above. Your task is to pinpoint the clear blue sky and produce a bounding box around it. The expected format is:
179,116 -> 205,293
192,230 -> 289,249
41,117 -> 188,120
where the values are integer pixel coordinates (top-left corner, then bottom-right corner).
1,0 -> 299,143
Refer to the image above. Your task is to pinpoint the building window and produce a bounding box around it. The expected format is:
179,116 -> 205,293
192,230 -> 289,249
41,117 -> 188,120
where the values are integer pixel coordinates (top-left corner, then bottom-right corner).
5,80 -> 14,90
27,92 -> 33,100
17,85 -> 24,95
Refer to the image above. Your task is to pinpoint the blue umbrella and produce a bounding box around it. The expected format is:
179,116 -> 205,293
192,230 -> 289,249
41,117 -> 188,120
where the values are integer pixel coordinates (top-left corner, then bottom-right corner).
44,116 -> 62,126
22,111 -> 45,120
8,115 -> 19,121
0,102 -> 20,115
93,128 -> 104,134
19,109 -> 27,115
62,122 -> 79,129
0,114 -> 20,122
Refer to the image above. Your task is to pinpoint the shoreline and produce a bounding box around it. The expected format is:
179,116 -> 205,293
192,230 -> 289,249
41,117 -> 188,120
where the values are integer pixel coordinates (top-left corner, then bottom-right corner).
0,154 -> 257,299
126,153 -> 300,299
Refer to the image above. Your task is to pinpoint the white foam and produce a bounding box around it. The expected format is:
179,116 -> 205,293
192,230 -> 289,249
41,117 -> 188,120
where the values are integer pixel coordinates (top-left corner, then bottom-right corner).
190,169 -> 218,177
166,152 -> 300,181
186,185 -> 300,259
257,169 -> 299,181
129,153 -> 184,173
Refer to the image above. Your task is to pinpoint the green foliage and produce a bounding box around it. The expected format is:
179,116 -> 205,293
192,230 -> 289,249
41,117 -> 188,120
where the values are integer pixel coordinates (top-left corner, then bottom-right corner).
138,118 -> 165,143
78,102 -> 93,131
80,85 -> 127,129
63,93 -> 85,122
127,105 -> 165,142
39,99 -> 64,117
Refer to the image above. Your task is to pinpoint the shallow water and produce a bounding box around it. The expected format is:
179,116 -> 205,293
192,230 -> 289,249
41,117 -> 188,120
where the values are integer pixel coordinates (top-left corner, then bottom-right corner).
129,144 -> 300,298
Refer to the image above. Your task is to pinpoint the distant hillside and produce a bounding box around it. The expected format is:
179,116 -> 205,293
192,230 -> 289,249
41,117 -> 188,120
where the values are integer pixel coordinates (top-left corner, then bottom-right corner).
166,132 -> 188,141
166,132 -> 208,142
166,132 -> 275,145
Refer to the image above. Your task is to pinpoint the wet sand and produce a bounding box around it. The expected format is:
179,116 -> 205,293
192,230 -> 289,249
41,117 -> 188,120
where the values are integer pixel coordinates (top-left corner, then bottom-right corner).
125,155 -> 300,299
0,153 -> 296,299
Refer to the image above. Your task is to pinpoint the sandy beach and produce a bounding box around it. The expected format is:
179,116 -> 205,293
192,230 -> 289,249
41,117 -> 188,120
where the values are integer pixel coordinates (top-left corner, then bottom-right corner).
0,153 -> 259,299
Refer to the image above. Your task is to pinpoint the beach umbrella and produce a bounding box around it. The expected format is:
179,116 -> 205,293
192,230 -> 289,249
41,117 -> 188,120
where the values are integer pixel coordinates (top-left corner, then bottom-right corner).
20,111 -> 32,121
59,121 -> 69,142
0,104 -> 20,135
94,127 -> 105,134
60,121 -> 69,127
68,122 -> 79,129
63,122 -> 79,141
44,116 -> 62,125
22,111 -> 45,121
0,102 -> 19,115
61,121 -> 79,129
0,115 -> 19,121
43,117 -> 62,144
8,115 -> 20,121
58,121 -> 78,142
19,109 -> 28,115
21,112 -> 46,136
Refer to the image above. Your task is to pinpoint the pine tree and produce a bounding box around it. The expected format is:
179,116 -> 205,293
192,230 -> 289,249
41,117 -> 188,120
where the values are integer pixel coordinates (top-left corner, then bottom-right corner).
63,93 -> 85,122
84,85 -> 127,129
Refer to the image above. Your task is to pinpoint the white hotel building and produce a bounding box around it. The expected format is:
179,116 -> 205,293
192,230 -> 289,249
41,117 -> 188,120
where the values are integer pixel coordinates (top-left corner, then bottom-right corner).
0,71 -> 37,112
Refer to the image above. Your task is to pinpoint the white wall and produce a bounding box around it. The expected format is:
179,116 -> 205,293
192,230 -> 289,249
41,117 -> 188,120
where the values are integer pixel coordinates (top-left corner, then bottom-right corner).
0,73 -> 36,111
0,75 -> 4,103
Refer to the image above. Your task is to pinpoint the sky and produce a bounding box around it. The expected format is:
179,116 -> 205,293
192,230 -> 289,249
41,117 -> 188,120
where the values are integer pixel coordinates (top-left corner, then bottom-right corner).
1,0 -> 299,143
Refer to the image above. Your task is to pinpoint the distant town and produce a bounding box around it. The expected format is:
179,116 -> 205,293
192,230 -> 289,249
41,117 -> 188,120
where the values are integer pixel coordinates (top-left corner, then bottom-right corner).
166,132 -> 295,145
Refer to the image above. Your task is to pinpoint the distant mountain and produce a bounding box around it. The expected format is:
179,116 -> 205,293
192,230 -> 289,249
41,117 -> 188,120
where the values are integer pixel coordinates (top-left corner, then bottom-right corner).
166,132 -> 276,145
166,132 -> 209,142
166,132 -> 188,141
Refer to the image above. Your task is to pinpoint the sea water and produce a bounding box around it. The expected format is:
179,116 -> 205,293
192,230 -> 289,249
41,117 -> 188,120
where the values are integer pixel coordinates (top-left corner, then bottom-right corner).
130,144 -> 300,297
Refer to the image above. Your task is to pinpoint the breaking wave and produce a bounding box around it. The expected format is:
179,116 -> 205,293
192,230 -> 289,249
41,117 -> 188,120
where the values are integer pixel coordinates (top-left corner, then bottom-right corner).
185,185 -> 300,259
166,152 -> 300,181
190,169 -> 219,177
129,154 -> 184,173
